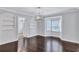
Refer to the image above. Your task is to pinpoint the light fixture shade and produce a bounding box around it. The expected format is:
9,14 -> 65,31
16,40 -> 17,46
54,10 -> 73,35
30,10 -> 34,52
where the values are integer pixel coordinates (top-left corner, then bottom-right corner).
36,15 -> 41,20
35,7 -> 42,21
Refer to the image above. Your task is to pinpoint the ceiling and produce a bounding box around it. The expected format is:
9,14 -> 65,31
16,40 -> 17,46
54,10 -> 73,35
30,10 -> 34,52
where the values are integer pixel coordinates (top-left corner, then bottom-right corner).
0,7 -> 79,17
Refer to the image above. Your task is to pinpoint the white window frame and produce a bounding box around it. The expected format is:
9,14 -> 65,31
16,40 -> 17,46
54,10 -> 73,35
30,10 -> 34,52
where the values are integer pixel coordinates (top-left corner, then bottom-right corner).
45,16 -> 62,33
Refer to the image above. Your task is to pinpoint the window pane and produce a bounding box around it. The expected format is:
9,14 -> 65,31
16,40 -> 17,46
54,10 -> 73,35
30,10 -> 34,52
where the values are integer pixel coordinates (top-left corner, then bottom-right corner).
45,19 -> 51,31
45,16 -> 62,33
52,18 -> 60,32
47,20 -> 51,31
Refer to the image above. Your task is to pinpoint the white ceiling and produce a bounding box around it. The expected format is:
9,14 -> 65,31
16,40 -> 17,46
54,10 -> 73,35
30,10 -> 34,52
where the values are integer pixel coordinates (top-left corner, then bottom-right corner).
0,7 -> 79,17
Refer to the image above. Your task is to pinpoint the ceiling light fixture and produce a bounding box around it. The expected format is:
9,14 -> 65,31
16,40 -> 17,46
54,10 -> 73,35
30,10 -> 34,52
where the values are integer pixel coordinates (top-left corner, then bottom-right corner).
35,7 -> 42,21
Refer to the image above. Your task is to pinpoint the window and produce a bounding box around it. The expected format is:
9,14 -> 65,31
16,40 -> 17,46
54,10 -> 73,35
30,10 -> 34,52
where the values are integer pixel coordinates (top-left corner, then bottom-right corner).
18,17 -> 25,33
45,16 -> 62,32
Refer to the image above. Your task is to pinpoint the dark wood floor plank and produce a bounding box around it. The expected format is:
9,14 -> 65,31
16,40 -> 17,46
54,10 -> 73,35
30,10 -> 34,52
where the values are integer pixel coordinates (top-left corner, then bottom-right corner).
0,41 -> 18,52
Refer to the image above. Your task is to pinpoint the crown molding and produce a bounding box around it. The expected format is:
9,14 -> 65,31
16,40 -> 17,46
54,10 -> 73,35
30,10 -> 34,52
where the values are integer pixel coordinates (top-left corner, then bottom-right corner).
0,8 -> 34,17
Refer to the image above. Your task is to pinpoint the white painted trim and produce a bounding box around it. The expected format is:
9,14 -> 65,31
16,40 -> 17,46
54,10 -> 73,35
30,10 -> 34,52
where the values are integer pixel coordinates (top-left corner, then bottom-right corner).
60,37 -> 79,44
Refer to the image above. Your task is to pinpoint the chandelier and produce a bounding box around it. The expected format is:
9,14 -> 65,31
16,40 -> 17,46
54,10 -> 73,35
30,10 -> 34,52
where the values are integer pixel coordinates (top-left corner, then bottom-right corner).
35,7 -> 42,20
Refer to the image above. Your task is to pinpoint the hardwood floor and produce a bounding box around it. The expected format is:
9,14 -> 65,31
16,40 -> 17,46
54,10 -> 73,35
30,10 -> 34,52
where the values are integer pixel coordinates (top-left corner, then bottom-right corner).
62,40 -> 79,52
0,41 -> 18,52
23,35 -> 63,52
0,36 -> 79,52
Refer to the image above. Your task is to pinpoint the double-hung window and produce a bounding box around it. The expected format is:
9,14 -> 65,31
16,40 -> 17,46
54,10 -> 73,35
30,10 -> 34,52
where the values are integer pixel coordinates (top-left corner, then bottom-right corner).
45,16 -> 62,34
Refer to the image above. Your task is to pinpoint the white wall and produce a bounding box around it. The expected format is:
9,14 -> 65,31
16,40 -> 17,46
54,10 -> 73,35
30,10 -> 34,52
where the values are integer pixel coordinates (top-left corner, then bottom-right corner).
76,12 -> 79,43
62,12 -> 79,43
0,12 -> 17,45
